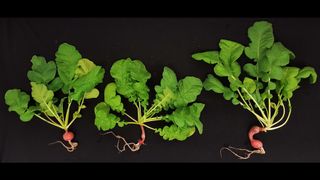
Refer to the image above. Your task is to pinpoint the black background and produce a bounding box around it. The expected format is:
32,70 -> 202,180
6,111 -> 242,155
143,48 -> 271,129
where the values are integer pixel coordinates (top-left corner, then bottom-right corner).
0,18 -> 319,162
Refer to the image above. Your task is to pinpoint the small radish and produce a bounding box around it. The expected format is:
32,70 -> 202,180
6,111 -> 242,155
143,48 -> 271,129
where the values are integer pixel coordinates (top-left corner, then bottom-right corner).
49,130 -> 78,152
248,126 -> 265,150
102,125 -> 146,152
220,125 -> 266,159
63,131 -> 74,142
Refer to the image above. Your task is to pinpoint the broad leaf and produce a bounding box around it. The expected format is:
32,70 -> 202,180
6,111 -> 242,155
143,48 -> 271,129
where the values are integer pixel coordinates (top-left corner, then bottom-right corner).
219,39 -> 244,64
75,58 -> 96,77
165,103 -> 204,134
5,89 -> 30,115
158,125 -> 196,141
30,82 -> 54,104
203,74 -> 225,93
104,83 -> 124,113
110,58 -> 151,107
70,66 -> 105,102
47,77 -> 63,92
27,55 -> 56,84
192,51 -> 220,64
296,66 -> 317,83
245,21 -> 274,61
55,43 -> 82,86
94,102 -> 121,131
154,67 -> 178,110
174,76 -> 203,108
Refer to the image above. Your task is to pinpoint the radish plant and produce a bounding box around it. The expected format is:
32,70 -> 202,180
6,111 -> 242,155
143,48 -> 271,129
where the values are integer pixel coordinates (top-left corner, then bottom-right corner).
94,58 -> 204,152
192,21 -> 317,159
4,43 -> 105,152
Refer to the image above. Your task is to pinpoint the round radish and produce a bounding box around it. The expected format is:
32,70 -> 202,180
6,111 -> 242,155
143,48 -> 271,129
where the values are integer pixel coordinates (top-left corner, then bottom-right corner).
63,131 -> 74,142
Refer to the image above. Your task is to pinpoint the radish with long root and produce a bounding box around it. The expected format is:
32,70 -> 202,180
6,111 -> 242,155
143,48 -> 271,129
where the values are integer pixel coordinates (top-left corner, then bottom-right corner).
4,43 -> 105,152
95,58 -> 205,152
192,21 -> 317,159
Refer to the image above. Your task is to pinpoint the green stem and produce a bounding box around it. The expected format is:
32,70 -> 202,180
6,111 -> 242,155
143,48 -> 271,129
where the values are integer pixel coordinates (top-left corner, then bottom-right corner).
126,122 -> 156,131
270,95 -> 283,124
138,101 -> 141,121
242,88 -> 268,121
124,113 -> 138,122
237,89 -> 267,126
247,99 -> 254,110
134,101 -> 139,110
267,79 -> 272,123
231,75 -> 268,121
142,124 -> 156,131
145,93 -> 171,118
35,114 -> 65,130
64,100 -> 72,127
44,113 -> 55,123
43,101 -> 64,127
144,116 -> 163,123
66,96 -> 85,129
271,100 -> 287,127
237,90 -> 251,109
268,99 -> 292,131
268,92 -> 271,121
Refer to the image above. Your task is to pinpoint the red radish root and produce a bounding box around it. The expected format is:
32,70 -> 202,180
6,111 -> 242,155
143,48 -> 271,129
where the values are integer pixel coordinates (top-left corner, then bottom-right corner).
49,130 -> 78,152
102,125 -> 146,152
220,126 -> 266,159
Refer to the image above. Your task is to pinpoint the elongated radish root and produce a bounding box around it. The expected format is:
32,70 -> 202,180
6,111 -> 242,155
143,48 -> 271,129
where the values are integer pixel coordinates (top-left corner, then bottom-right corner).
220,126 -> 266,159
102,125 -> 146,152
49,130 -> 78,152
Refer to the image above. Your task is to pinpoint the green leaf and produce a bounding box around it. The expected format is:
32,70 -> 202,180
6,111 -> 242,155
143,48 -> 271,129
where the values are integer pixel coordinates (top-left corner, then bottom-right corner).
223,88 -> 235,100
191,51 -> 220,64
73,111 -> 82,119
230,62 -> 241,77
268,66 -> 283,80
263,43 -> 295,80
104,83 -> 124,113
213,40 -> 243,78
268,81 -> 276,90
174,76 -> 203,108
229,78 -> 242,91
154,67 -> 178,110
158,125 -> 196,141
232,98 -> 240,105
266,43 -> 295,66
5,89 -> 30,115
279,67 -> 300,99
47,77 -> 64,92
296,66 -> 317,84
165,103 -> 204,134
243,63 -> 258,77
243,77 -> 256,94
19,106 -> 38,122
27,55 -> 56,84
57,97 -> 67,114
75,58 -> 97,77
84,88 -> 99,99
55,43 -> 82,86
110,58 -> 151,107
155,67 -> 178,94
245,21 -> 274,61
203,74 -> 225,93
219,39 -> 244,64
214,63 -> 229,77
30,82 -> 54,104
94,102 -> 120,131
70,66 -> 105,102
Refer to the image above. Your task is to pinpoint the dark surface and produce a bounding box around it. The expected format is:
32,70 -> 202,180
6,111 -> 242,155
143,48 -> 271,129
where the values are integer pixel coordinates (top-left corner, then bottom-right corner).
0,18 -> 319,162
